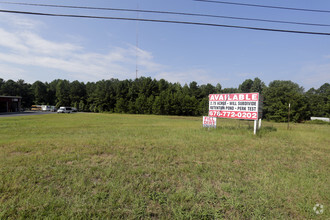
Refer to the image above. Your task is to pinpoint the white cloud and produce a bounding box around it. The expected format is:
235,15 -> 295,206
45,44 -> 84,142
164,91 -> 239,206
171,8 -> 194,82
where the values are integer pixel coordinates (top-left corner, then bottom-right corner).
0,27 -> 83,56
0,13 -> 164,82
0,12 -> 215,85
22,32 -> 83,56
0,11 -> 44,30
136,47 -> 164,72
0,28 -> 29,52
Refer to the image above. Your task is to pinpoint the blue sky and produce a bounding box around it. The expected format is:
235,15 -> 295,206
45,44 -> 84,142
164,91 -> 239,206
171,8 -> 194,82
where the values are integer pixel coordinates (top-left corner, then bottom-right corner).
0,0 -> 329,90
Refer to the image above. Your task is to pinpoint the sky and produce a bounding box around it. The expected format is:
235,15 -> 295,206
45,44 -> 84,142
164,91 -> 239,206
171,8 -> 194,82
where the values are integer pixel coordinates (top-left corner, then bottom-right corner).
0,0 -> 330,90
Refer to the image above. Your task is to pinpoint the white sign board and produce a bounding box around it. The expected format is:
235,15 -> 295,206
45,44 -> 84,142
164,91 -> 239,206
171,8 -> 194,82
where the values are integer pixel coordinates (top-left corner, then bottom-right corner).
209,93 -> 261,120
203,116 -> 217,128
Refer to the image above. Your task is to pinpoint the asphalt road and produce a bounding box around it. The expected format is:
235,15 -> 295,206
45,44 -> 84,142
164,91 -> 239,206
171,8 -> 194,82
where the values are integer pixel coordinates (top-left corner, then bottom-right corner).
0,111 -> 58,118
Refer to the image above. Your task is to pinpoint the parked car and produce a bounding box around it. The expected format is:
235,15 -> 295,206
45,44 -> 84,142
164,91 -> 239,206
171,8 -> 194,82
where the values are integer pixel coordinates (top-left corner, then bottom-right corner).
57,107 -> 73,113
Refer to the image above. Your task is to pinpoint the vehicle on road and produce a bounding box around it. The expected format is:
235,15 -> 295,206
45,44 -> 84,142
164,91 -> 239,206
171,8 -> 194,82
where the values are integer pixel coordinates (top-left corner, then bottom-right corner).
31,105 -> 42,111
57,107 -> 73,113
41,105 -> 57,112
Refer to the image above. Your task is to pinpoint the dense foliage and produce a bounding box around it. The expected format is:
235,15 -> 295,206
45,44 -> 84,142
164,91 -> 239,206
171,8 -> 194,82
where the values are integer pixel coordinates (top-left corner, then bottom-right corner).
0,77 -> 329,122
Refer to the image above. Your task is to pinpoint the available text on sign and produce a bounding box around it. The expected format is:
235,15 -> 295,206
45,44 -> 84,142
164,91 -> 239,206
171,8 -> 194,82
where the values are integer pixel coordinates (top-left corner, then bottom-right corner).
209,93 -> 260,120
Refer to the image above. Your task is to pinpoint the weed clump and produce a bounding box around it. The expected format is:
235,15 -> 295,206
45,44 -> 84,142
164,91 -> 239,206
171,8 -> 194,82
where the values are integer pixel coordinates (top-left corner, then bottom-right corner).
257,126 -> 277,137
305,120 -> 329,125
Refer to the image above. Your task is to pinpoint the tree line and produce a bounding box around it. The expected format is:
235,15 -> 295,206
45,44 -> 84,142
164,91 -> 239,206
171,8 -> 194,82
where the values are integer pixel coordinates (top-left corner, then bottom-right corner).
0,77 -> 329,122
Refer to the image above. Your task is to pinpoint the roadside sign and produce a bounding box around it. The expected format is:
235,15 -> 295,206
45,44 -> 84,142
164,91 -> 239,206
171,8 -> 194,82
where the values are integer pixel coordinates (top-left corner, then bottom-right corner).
203,116 -> 217,128
208,93 -> 261,120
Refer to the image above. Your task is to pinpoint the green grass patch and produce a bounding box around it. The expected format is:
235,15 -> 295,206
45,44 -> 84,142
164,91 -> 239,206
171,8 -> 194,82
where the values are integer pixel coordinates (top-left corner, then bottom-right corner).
305,120 -> 330,125
0,113 -> 329,219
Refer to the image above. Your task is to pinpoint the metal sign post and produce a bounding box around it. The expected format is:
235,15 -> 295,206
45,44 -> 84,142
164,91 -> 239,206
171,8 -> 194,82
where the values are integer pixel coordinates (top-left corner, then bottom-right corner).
287,103 -> 291,130
254,120 -> 258,135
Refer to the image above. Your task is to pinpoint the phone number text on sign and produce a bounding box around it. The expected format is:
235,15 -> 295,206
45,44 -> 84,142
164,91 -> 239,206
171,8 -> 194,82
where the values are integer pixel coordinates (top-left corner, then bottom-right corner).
209,110 -> 258,119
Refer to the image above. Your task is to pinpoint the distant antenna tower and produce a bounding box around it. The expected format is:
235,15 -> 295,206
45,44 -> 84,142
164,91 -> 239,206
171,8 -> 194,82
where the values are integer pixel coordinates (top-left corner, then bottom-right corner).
135,0 -> 139,79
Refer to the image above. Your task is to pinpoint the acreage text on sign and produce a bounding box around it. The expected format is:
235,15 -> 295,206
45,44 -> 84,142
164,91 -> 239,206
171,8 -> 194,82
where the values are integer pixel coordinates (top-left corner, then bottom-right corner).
209,93 -> 259,120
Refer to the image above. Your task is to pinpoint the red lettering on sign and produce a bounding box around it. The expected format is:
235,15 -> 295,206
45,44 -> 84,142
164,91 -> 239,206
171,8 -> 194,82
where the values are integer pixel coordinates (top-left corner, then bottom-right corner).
209,93 -> 258,101
209,110 -> 258,120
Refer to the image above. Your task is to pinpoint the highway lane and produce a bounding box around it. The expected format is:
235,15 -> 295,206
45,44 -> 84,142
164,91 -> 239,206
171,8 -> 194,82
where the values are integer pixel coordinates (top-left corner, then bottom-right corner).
0,111 -> 58,117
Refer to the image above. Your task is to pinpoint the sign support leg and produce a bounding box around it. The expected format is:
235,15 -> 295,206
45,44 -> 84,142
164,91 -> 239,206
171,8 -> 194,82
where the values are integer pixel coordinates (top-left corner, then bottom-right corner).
254,120 -> 258,135
258,118 -> 262,129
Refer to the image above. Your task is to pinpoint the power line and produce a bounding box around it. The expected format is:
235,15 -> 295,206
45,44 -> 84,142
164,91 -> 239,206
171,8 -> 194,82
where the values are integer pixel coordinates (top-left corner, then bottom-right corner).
195,0 -> 330,13
0,9 -> 330,36
1,1 -> 330,27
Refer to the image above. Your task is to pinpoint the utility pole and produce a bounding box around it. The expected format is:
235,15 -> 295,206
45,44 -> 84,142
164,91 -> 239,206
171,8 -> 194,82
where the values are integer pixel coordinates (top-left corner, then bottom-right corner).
135,0 -> 139,79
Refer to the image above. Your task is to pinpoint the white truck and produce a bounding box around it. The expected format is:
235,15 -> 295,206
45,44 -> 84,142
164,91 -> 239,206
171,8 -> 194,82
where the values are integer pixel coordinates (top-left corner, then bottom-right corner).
57,107 -> 73,113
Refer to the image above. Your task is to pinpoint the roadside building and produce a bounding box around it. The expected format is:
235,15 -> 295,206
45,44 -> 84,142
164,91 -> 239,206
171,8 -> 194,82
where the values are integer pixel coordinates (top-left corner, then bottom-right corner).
0,96 -> 22,112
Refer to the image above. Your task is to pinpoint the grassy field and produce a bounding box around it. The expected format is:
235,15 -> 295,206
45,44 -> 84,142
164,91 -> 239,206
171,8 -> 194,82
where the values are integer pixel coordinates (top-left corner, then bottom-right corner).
0,113 -> 329,219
